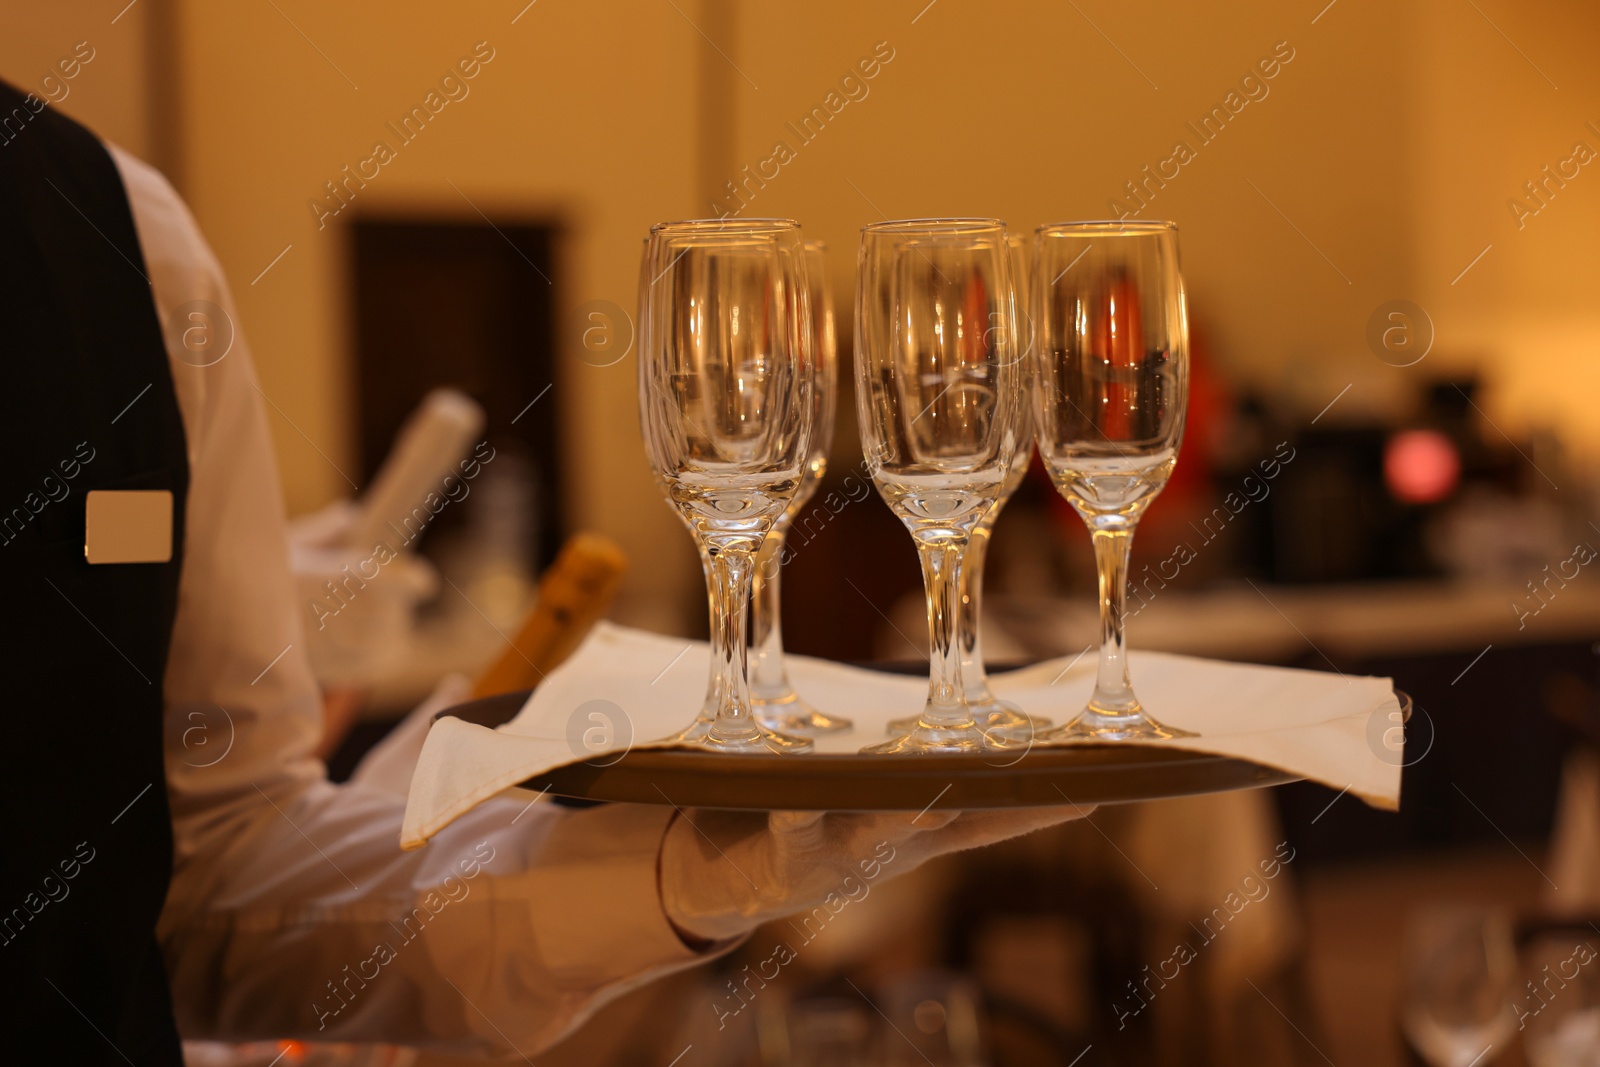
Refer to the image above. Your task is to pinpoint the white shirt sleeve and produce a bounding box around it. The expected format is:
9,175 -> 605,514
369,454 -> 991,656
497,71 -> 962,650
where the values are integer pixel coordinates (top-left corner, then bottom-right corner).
109,145 -> 724,1056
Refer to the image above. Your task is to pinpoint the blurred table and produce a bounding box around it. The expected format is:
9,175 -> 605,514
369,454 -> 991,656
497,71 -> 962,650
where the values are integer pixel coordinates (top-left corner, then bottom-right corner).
990,579 -> 1600,666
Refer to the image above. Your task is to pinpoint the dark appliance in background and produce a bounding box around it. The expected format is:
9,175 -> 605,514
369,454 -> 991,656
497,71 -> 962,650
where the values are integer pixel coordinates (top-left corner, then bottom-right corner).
1254,422 -> 1447,584
1236,379 -> 1503,584
349,217 -> 562,572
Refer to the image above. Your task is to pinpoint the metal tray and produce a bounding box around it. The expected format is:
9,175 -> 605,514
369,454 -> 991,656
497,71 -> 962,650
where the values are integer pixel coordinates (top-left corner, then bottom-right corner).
436,688 -> 1411,812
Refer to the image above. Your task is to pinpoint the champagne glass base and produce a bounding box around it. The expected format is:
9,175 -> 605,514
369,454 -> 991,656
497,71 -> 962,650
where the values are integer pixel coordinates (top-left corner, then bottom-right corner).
885,699 -> 1050,740
975,699 -> 1052,743
664,718 -> 814,754
752,691 -> 854,734
1038,705 -> 1195,743
861,717 -> 994,755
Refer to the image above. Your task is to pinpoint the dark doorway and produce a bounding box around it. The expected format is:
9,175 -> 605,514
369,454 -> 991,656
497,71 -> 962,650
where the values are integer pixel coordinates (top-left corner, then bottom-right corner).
349,217 -> 562,572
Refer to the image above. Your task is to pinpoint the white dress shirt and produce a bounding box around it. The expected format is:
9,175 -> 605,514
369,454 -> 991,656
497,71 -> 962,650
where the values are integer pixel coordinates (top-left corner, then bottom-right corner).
109,145 -> 717,1057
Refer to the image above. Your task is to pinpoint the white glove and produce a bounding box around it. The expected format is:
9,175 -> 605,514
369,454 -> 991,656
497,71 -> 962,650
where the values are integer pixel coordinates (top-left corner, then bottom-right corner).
660,805 -> 1089,942
287,500 -> 438,687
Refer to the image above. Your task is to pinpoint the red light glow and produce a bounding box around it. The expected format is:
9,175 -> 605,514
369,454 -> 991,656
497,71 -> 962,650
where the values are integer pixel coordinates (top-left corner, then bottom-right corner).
1384,429 -> 1460,504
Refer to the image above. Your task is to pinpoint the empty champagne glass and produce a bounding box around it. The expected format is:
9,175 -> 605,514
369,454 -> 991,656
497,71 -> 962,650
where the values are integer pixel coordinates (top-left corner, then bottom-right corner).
642,236 -> 723,731
751,241 -> 852,734
639,218 -> 815,753
855,219 -> 1026,754
961,234 -> 1048,740
1402,908 -> 1518,1067
888,235 -> 1048,743
1034,221 -> 1194,742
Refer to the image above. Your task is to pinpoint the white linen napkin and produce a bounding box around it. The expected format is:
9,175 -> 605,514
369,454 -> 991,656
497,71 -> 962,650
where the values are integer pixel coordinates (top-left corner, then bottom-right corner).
401,622 -> 1402,848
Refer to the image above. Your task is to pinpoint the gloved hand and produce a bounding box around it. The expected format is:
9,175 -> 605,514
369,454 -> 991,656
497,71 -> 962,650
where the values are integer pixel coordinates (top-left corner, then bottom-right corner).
659,805 -> 1089,942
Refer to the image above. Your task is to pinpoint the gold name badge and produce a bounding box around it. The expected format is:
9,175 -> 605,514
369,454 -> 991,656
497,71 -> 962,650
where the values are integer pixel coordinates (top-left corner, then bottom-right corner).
85,490 -> 173,564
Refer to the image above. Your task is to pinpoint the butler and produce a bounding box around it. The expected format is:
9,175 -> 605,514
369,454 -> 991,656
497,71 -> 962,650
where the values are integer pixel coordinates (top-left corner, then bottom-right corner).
0,78 -> 1079,1064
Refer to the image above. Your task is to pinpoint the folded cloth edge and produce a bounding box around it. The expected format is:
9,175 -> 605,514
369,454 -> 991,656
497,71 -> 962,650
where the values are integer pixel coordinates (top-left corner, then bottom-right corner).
401,717 -> 558,849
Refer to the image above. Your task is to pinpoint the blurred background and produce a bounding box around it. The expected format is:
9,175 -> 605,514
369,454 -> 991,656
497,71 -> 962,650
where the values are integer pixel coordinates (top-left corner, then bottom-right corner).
9,0 -> 1600,1064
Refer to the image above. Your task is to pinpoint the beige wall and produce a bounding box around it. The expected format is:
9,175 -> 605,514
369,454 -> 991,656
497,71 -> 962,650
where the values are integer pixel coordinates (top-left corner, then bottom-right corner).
0,0 -> 159,162
728,1 -> 1417,415
1410,0 -> 1600,461
173,0 -> 707,625
725,0 -> 1600,455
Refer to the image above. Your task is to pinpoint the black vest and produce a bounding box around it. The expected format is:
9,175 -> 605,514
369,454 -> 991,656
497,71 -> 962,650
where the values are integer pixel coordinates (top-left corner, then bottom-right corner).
0,80 -> 188,1064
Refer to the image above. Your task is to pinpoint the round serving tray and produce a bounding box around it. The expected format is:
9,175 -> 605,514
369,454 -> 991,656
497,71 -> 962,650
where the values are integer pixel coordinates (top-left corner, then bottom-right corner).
437,688 -> 1411,812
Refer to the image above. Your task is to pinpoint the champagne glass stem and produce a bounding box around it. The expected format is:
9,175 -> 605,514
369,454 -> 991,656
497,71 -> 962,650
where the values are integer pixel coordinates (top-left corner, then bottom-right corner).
749,525 -> 789,695
1088,524 -> 1139,716
917,537 -> 973,728
705,543 -> 759,737
960,525 -> 992,699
